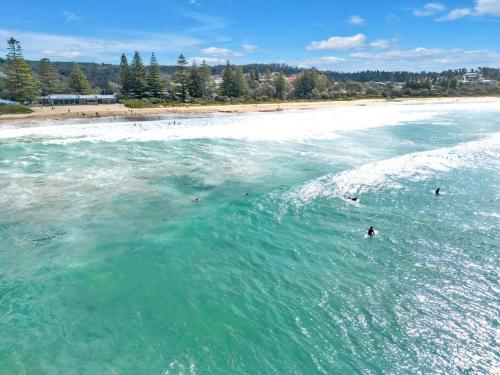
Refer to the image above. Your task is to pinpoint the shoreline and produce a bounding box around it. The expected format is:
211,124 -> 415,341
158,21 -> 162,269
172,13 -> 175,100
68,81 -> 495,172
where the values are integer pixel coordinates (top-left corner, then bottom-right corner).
1,96 -> 499,125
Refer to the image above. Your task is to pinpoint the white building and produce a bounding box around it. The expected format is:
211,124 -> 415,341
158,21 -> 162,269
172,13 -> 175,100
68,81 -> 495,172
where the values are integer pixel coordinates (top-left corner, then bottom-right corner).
463,72 -> 481,83
39,94 -> 117,105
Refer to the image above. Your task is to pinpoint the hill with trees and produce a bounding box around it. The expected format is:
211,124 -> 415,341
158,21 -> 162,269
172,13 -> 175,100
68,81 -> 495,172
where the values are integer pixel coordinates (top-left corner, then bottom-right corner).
0,38 -> 499,104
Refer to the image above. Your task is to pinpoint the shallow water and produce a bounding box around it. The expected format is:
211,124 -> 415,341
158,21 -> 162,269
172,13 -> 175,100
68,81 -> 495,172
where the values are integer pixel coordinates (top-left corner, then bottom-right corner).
0,101 -> 499,374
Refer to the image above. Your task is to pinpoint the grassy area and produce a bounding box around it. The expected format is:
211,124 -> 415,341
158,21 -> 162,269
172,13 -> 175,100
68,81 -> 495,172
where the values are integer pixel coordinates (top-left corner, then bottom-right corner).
0,104 -> 33,115
121,99 -> 169,108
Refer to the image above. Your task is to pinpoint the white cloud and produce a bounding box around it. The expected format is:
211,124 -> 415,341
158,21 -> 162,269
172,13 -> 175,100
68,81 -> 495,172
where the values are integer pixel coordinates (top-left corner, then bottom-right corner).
413,3 -> 447,17
298,56 -> 346,68
348,15 -> 365,25
189,56 -> 226,65
0,28 -> 200,62
299,46 -> 500,72
476,0 -> 500,16
438,0 -> 500,21
62,10 -> 81,23
386,13 -> 401,22
201,46 -> 243,57
201,46 -> 234,56
426,2 -> 447,11
350,52 -> 372,59
319,56 -> 346,63
181,10 -> 227,32
370,39 -> 390,49
42,50 -> 84,58
306,34 -> 366,51
242,44 -> 258,53
348,47 -> 500,71
351,47 -> 444,60
437,7 -> 474,20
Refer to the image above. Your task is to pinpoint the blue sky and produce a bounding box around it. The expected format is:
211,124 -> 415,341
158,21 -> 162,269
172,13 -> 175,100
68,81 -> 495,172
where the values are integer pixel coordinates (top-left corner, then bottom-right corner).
1,0 -> 499,71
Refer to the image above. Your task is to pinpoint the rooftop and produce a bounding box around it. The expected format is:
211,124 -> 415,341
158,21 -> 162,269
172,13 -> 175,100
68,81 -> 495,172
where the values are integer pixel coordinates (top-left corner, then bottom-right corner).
39,94 -> 117,99
0,99 -> 16,105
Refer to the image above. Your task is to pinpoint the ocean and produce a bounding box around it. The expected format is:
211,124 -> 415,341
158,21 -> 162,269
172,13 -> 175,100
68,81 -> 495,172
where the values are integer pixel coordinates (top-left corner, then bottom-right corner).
0,100 -> 499,374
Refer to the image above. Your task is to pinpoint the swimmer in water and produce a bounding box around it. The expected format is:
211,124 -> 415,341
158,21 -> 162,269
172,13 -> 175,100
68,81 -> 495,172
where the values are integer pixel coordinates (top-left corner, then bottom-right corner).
193,197 -> 200,203
435,188 -> 440,195
367,226 -> 375,236
344,195 -> 358,202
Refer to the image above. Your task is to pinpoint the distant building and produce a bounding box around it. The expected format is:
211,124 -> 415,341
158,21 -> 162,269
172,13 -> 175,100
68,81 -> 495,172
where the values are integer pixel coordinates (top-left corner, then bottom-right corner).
463,72 -> 481,83
0,99 -> 17,105
39,94 -> 117,105
212,77 -> 223,88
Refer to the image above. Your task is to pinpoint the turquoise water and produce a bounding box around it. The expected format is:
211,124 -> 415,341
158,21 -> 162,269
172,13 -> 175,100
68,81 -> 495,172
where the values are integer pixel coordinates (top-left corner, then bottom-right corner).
0,102 -> 499,374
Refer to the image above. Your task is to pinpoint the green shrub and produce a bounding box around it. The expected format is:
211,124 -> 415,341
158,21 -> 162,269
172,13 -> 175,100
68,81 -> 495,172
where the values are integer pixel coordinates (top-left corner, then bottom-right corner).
148,98 -> 164,105
0,104 -> 33,115
121,100 -> 146,108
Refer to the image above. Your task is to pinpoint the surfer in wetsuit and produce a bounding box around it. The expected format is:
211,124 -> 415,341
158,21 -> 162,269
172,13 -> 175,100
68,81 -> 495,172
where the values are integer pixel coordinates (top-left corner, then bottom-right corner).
435,188 -> 440,195
367,226 -> 375,236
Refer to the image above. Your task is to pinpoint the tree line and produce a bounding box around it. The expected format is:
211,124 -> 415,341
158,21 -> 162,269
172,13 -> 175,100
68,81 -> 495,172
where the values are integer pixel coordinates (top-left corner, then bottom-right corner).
1,37 -> 499,103
0,38 -> 96,101
116,51 -> 292,102
118,51 -> 350,102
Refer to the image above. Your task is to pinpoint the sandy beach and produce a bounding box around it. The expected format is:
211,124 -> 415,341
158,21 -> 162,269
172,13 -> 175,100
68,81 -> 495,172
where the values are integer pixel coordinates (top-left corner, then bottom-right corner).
1,96 -> 499,125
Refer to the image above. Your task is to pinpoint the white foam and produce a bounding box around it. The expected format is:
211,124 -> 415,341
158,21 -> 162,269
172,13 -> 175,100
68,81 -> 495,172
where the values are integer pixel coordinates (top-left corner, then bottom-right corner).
0,103 -> 452,144
284,133 -> 500,207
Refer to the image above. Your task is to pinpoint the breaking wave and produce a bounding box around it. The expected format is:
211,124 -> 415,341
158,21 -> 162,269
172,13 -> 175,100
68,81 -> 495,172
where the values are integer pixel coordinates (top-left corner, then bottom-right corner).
283,133 -> 500,207
0,105 -> 440,144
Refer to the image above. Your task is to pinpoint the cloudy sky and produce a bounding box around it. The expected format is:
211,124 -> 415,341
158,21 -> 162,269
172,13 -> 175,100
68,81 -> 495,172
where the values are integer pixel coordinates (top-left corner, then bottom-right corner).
1,0 -> 499,71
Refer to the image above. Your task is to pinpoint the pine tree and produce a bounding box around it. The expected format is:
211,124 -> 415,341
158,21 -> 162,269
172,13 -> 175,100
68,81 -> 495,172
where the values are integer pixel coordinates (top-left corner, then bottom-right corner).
248,69 -> 256,82
200,60 -> 212,98
234,66 -> 249,97
220,61 -> 235,97
147,53 -> 164,98
3,38 -> 38,102
119,53 -> 130,97
129,51 -> 147,98
69,64 -> 92,94
189,62 -> 203,98
39,58 -> 63,96
274,72 -> 287,99
174,54 -> 190,102
253,68 -> 260,81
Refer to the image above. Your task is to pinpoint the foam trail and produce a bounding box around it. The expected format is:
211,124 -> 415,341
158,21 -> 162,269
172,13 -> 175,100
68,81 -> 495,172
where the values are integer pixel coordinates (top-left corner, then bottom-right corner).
284,133 -> 500,208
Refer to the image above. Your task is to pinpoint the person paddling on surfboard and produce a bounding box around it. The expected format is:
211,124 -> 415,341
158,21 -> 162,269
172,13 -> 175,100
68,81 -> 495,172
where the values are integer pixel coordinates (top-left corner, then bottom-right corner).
367,226 -> 375,236
435,188 -> 440,195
